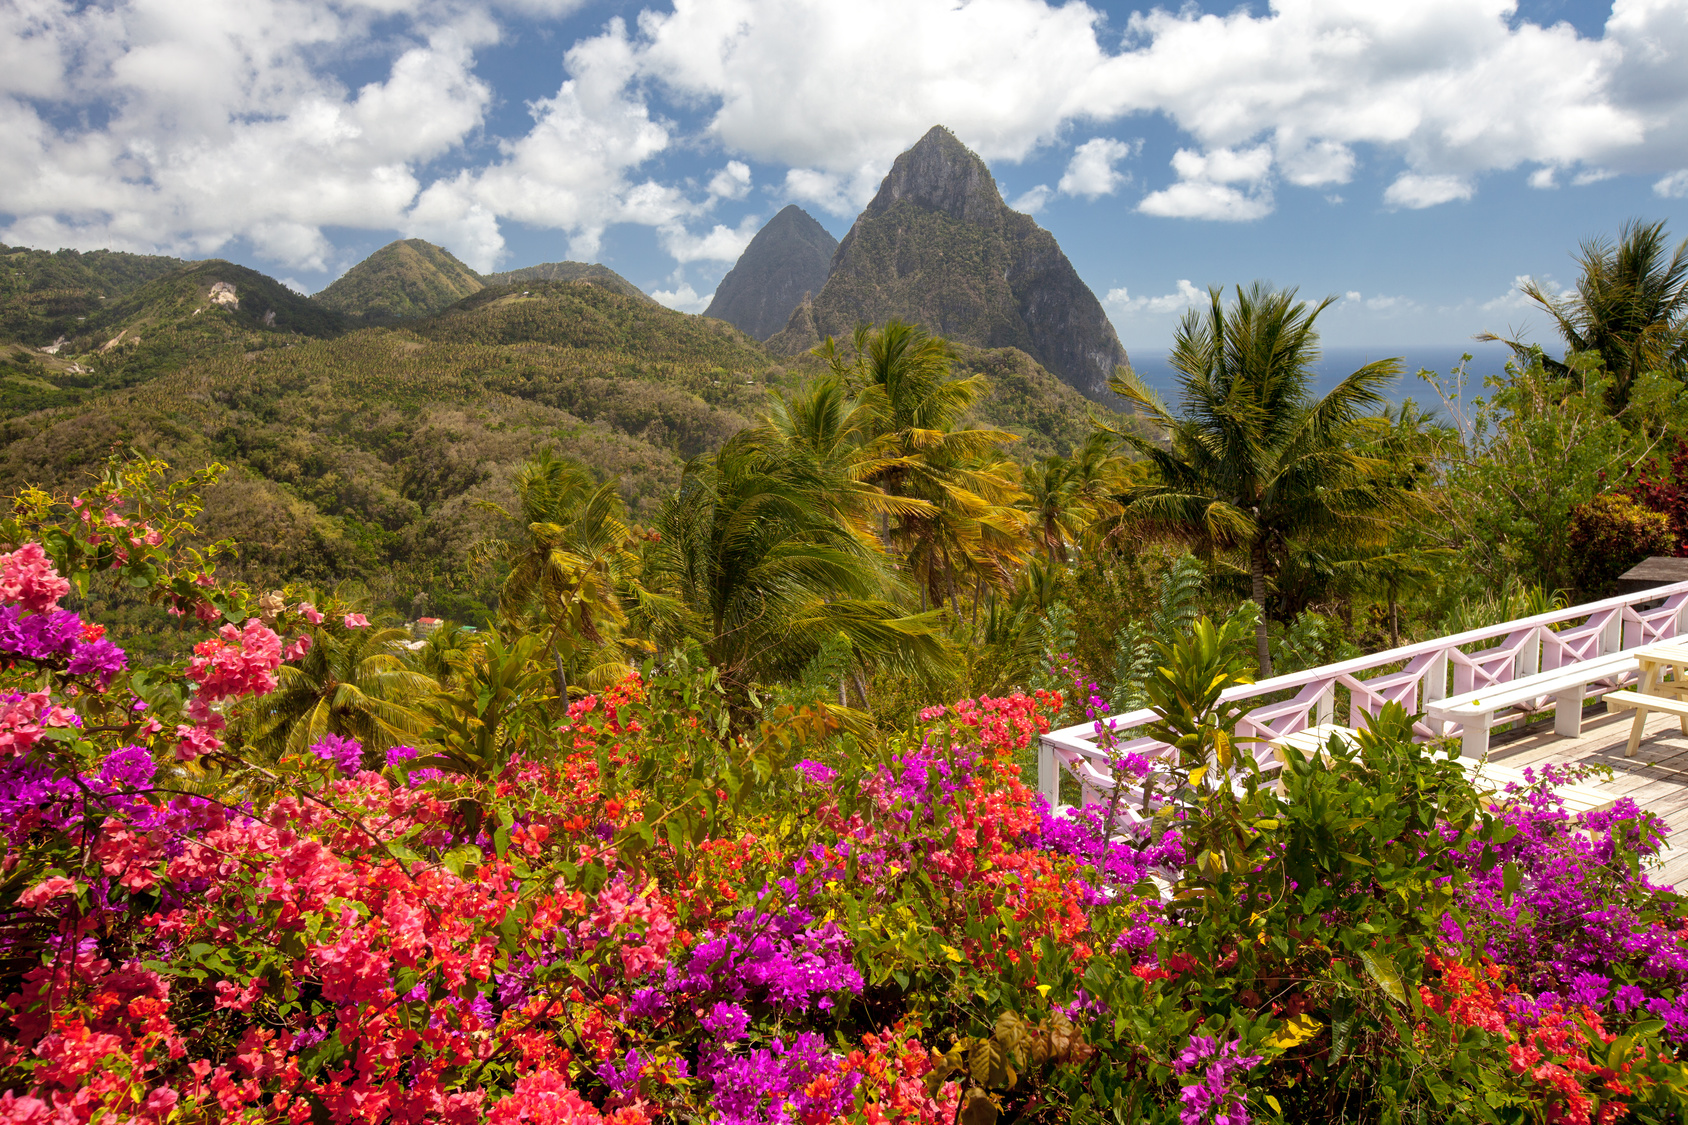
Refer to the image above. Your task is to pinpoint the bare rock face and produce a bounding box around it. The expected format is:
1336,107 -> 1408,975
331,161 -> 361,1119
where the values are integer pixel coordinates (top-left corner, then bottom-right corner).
767,126 -> 1128,402
208,281 -> 239,309
704,206 -> 838,340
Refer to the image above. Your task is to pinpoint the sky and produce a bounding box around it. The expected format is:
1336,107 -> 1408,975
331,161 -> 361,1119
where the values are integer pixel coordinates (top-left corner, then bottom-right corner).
3,0 -> 1687,350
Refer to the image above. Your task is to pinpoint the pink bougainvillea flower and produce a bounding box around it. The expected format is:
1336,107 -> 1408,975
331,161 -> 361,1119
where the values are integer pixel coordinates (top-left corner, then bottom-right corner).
0,542 -> 70,614
295,602 -> 323,624
343,613 -> 370,628
18,876 -> 78,909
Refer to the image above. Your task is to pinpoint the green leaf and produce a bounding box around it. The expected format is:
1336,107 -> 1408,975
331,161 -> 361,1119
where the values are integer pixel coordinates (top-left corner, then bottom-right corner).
1360,950 -> 1407,1006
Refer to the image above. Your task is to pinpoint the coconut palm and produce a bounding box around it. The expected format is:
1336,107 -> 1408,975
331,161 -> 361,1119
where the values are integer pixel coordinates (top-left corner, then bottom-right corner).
243,618 -> 436,760
1106,283 -> 1406,677
481,452 -> 658,695
647,431 -> 952,714
1021,431 -> 1129,563
814,319 -> 1029,607
1482,219 -> 1688,411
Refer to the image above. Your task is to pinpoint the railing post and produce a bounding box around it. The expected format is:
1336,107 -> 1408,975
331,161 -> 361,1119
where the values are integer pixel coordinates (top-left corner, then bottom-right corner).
1425,649 -> 1449,702
1317,683 -> 1335,726
1602,610 -> 1623,654
1038,739 -> 1060,807
1517,626 -> 1540,678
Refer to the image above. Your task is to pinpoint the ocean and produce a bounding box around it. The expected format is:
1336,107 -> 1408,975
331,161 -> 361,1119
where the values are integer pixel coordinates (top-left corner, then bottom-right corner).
1121,341 -> 1521,414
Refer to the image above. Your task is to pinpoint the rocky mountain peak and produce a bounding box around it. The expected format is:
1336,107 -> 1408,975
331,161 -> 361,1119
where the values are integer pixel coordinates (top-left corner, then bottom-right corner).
704,205 -> 837,340
863,125 -> 1002,226
767,126 -> 1129,403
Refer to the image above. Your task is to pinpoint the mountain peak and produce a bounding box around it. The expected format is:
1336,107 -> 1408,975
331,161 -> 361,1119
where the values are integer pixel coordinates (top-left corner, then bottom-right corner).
704,206 -> 837,340
314,239 -> 483,321
864,125 -> 1002,226
767,126 -> 1129,402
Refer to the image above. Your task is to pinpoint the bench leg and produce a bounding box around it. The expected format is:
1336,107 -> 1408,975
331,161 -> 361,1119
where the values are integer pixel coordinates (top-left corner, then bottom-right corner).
1554,687 -> 1584,737
1462,717 -> 1490,759
1627,707 -> 1650,758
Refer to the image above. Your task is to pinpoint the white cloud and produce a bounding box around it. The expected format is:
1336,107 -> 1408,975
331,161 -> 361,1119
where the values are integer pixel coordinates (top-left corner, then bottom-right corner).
1057,138 -> 1135,198
1383,173 -> 1474,210
649,281 -> 712,313
1277,138 -> 1355,187
1529,167 -> 1559,189
1009,184 -> 1052,214
7,0 -> 1688,273
0,3 -> 500,269
1482,273 -> 1575,312
1139,181 -> 1274,221
779,164 -> 887,217
1106,279 -> 1205,315
1139,145 -> 1274,220
708,161 -> 752,201
659,214 -> 762,263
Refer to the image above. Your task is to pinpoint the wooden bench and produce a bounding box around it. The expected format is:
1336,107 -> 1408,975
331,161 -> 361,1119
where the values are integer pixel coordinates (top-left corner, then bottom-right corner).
1423,651 -> 1638,758
1605,690 -> 1688,756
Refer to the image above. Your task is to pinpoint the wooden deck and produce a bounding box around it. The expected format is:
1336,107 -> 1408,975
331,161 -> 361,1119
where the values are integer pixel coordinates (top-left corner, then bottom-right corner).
1486,705 -> 1688,886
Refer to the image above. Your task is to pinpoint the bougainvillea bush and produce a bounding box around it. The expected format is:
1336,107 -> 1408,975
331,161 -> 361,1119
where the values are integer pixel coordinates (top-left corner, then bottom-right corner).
4,462 -> 1688,1125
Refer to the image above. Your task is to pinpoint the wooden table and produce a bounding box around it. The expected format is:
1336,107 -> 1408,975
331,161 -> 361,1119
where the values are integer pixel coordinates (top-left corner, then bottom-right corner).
1617,641 -> 1688,756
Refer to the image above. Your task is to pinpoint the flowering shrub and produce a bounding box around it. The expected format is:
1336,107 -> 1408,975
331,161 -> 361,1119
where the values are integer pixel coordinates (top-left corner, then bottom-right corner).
2,461 -> 1688,1124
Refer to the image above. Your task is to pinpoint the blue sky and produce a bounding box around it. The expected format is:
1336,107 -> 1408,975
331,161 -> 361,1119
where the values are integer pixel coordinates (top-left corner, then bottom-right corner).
3,0 -> 1686,350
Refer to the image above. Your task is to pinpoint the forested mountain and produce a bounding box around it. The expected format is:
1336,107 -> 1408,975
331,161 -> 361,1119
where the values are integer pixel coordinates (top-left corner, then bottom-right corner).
704,205 -> 838,339
766,126 -> 1130,401
0,248 -> 1113,629
313,238 -> 485,321
0,243 -> 190,346
482,261 -> 652,303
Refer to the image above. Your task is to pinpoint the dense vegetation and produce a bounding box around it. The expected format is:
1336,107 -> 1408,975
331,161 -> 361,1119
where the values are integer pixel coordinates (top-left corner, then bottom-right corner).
5,219 -> 1688,1122
314,240 -> 487,322
0,257 -> 1109,655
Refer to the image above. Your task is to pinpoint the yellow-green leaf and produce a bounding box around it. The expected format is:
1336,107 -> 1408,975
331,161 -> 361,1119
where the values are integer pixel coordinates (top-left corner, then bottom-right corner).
1267,1012 -> 1323,1049
1360,950 -> 1407,1006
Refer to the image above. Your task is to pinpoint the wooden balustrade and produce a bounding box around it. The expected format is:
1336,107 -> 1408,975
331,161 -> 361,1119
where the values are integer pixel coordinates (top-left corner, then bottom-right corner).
1037,582 -> 1688,808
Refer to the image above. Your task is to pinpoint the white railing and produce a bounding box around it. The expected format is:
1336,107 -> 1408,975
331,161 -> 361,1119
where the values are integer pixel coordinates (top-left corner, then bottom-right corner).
1038,581 -> 1688,809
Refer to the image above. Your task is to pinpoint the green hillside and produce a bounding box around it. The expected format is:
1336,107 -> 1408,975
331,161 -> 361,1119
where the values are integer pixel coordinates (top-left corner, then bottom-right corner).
420,280 -> 767,364
0,243 -> 1112,636
0,275 -> 784,618
0,243 -> 189,346
313,238 -> 485,321
482,261 -> 651,302
0,260 -> 348,412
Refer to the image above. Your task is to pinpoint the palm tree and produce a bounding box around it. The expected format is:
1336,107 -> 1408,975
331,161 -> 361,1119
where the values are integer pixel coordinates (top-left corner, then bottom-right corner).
1482,219 -> 1688,411
1106,283 -> 1405,677
647,431 -> 952,714
243,618 -> 436,760
481,452 -> 656,695
814,319 -> 1029,608
1021,431 -> 1129,563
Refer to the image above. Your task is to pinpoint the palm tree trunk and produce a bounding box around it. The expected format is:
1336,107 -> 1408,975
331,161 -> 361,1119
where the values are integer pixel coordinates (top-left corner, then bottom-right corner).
554,650 -> 569,698
1251,539 -> 1274,678
1390,595 -> 1400,648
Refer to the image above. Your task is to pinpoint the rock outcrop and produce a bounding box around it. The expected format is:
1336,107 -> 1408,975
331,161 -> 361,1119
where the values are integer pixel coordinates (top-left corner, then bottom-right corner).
766,126 -> 1128,402
704,206 -> 838,340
